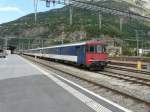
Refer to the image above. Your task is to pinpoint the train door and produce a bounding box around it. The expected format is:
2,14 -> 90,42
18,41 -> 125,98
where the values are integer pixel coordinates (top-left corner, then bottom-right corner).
76,45 -> 85,65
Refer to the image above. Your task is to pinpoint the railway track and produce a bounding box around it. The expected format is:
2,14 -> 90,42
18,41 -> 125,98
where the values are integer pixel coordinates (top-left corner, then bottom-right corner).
107,64 -> 150,75
22,55 -> 150,112
98,70 -> 150,86
109,56 -> 150,63
109,61 -> 147,69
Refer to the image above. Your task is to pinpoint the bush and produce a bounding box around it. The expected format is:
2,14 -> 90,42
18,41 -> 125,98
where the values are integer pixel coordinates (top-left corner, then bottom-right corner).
144,52 -> 150,57
122,47 -> 135,56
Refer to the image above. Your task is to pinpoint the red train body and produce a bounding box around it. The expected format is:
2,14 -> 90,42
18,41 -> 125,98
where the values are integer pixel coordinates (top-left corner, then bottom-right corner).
85,41 -> 108,70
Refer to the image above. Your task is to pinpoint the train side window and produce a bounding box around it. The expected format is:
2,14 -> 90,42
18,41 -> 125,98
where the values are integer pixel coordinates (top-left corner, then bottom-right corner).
89,46 -> 95,53
76,46 -> 80,49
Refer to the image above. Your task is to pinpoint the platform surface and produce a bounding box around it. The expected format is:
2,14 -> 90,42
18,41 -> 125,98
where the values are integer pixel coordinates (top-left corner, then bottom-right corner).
0,55 -> 127,112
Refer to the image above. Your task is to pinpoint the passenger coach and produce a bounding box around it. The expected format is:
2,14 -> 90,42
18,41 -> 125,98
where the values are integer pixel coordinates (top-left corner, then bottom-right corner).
24,40 -> 108,70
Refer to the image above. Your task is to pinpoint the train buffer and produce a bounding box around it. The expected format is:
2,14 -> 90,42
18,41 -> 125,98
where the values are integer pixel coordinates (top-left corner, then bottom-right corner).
0,54 -> 132,112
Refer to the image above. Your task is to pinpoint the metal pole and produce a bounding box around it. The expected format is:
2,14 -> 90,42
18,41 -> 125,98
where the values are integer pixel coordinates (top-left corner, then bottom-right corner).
61,26 -> 64,45
22,43 -> 24,50
99,12 -> 102,30
142,40 -> 143,50
141,39 -> 143,57
120,17 -> 123,32
18,39 -> 20,51
42,39 -> 44,48
28,40 -> 30,49
69,5 -> 73,25
61,32 -> 64,45
135,30 -> 139,56
34,0 -> 38,23
4,37 -> 8,50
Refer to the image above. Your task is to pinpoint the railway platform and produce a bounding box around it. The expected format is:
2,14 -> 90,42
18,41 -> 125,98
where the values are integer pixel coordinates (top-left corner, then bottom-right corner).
0,54 -> 131,112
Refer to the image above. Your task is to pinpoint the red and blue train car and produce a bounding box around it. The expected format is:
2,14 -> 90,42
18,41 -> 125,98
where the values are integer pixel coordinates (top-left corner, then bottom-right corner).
24,40 -> 108,70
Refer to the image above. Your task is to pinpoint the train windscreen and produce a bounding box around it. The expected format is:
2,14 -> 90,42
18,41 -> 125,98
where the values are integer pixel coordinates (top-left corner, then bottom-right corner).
96,45 -> 106,53
87,45 -> 106,53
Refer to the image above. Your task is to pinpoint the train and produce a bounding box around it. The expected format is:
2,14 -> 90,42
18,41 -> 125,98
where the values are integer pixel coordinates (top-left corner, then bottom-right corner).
23,40 -> 108,70
0,49 -> 6,58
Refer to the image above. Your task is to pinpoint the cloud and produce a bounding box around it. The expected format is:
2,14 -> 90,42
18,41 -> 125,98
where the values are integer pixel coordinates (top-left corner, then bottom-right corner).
0,6 -> 24,14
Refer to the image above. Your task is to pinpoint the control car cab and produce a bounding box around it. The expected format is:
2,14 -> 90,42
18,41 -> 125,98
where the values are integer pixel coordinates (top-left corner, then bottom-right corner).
86,41 -> 108,69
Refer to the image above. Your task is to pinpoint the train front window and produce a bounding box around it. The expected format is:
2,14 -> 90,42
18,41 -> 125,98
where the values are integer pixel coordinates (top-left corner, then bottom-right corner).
96,45 -> 106,53
87,45 -> 106,53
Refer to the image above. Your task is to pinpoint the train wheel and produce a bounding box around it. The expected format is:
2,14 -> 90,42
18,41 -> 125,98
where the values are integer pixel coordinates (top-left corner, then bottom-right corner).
89,67 -> 95,71
99,66 -> 105,71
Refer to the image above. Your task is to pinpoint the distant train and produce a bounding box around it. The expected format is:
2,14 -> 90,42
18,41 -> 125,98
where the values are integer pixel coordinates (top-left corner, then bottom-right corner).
0,49 -> 6,58
23,40 -> 108,70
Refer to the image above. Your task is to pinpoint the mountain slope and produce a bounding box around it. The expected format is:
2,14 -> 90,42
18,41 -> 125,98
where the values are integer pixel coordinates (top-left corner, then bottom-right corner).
80,0 -> 150,17
0,0 -> 150,48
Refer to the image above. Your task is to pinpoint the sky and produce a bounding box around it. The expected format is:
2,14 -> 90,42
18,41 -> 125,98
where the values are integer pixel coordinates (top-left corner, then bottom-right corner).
0,0 -> 150,25
0,0 -> 64,24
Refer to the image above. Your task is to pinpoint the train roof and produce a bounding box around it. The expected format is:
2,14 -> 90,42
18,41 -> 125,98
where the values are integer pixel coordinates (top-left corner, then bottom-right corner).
44,42 -> 86,49
85,40 -> 105,45
28,40 -> 105,51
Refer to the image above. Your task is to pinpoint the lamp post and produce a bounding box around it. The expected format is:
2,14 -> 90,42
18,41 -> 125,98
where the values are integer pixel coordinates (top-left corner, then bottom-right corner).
34,0 -> 38,23
135,30 -> 139,56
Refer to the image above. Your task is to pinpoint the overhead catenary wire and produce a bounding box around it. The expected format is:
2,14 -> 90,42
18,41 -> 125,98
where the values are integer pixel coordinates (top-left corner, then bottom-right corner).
44,0 -> 150,23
